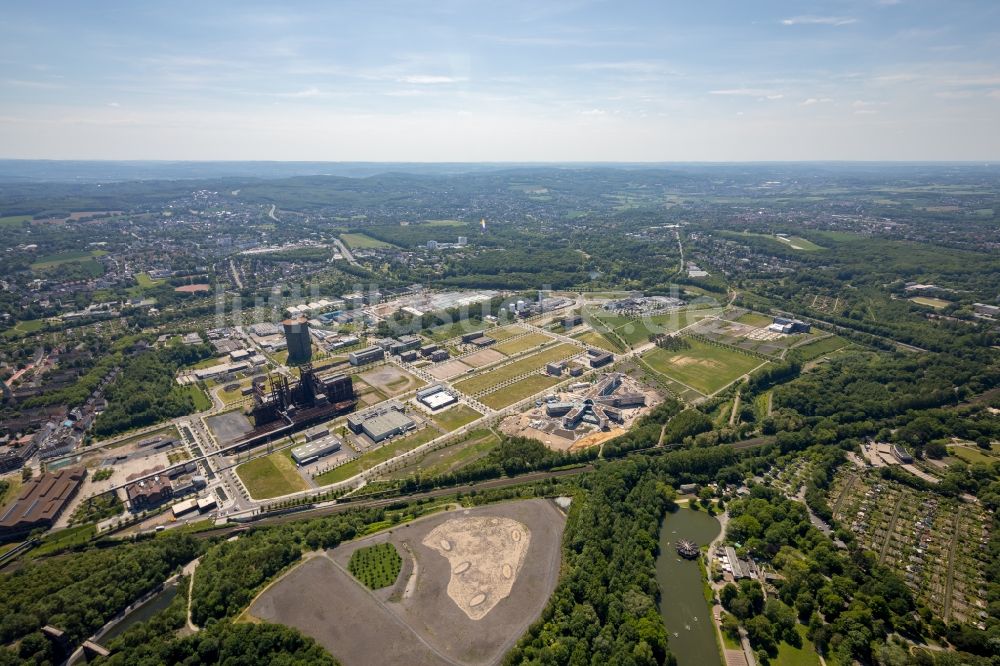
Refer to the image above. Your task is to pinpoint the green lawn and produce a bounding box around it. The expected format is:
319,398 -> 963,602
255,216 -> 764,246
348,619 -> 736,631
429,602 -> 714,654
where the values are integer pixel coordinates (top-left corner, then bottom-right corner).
430,404 -> 482,431
340,232 -> 394,249
424,321 -> 487,342
180,384 -> 212,411
236,451 -> 309,499
0,215 -> 31,227
348,543 -> 402,589
493,332 -> 552,356
423,219 -> 466,226
735,312 -> 773,327
135,272 -> 164,288
30,249 -> 107,270
0,475 -> 22,508
949,445 -> 996,466
793,335 -> 849,361
775,235 -> 823,251
486,326 -> 522,341
572,329 -> 623,352
453,343 -> 579,395
315,427 -> 440,485
642,338 -> 765,395
773,625 -> 820,666
480,374 -> 562,409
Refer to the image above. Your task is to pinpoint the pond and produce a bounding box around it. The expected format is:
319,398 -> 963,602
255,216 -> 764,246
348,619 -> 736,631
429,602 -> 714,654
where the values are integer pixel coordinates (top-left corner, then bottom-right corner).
99,581 -> 180,643
655,507 -> 721,666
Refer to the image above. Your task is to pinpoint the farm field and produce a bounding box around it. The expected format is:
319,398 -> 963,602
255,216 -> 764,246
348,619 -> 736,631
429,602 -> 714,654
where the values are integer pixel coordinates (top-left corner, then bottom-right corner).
452,343 -> 579,395
641,338 -> 765,395
339,232 -> 394,249
430,404 -> 481,431
910,296 -> 950,309
314,427 -> 440,485
493,332 -> 551,356
236,450 -> 309,499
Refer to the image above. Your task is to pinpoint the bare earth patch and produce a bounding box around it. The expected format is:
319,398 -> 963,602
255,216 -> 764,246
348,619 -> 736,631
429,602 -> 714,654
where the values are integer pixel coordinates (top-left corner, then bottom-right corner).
423,517 -> 530,620
463,349 -> 507,367
428,359 -> 473,380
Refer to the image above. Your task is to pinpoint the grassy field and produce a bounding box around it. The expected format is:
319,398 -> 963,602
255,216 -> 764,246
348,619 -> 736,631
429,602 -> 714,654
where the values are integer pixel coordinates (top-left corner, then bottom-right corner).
0,475 -> 22,508
642,338 -> 765,395
430,404 -> 482,431
480,374 -> 562,409
486,326 -> 522,341
0,215 -> 30,227
348,543 -> 402,589
589,307 -> 722,348
910,296 -> 950,309
772,625 -> 820,666
3,318 -> 47,339
949,445 -> 996,466
315,427 -> 440,485
423,219 -> 466,226
572,329 -> 622,352
793,335 -> 850,361
775,235 -> 823,251
30,249 -> 107,270
180,384 -> 212,411
134,272 -> 164,288
390,428 -> 501,479
493,332 -> 551,356
236,451 -> 309,499
424,320 -> 487,342
453,343 -> 579,395
735,311 -> 773,327
340,232 -> 394,249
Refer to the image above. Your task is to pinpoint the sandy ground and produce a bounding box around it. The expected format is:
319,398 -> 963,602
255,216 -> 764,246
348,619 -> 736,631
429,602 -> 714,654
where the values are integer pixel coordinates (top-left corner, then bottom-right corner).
428,360 -> 473,380
422,516 -> 531,620
360,365 -> 424,397
570,427 -> 627,452
251,499 -> 565,666
462,349 -> 506,368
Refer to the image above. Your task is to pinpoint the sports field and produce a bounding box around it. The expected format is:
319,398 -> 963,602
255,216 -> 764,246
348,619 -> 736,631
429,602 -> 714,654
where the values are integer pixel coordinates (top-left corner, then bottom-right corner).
236,451 -> 309,499
480,374 -> 562,409
493,332 -> 551,356
340,232 -> 394,249
909,296 -> 950,309
453,343 -> 579,395
642,337 -> 765,395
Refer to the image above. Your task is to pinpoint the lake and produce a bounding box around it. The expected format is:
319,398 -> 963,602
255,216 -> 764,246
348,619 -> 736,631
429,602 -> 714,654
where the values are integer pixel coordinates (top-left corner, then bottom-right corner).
655,507 -> 721,666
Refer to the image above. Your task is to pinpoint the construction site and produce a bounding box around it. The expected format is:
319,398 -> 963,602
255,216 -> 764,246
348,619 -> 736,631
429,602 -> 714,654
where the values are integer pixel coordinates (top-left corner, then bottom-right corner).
499,372 -> 661,451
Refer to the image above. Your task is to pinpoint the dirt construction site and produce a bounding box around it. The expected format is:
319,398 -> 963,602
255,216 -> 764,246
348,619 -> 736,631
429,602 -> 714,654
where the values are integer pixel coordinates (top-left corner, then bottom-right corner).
248,499 -> 566,666
499,372 -> 662,452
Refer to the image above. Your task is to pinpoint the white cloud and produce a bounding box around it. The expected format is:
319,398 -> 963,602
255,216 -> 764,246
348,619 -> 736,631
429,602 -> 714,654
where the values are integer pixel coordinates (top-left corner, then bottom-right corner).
781,16 -> 858,26
108,101 -> 121,107
275,87 -> 323,98
801,97 -> 833,105
580,108 -> 607,115
764,94 -> 784,100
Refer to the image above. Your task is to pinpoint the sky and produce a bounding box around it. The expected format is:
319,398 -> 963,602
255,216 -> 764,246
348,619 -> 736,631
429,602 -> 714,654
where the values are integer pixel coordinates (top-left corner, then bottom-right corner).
1,0 -> 999,161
